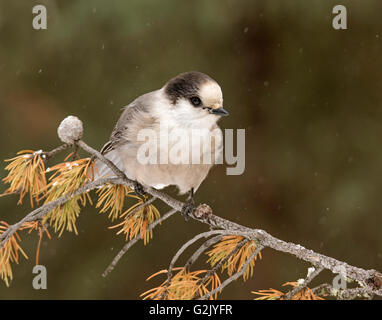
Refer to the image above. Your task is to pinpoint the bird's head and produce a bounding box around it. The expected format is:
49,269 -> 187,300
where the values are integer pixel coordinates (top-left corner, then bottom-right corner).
164,71 -> 229,126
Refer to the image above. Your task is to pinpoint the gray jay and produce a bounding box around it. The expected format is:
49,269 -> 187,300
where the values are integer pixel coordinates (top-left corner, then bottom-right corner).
96,71 -> 229,216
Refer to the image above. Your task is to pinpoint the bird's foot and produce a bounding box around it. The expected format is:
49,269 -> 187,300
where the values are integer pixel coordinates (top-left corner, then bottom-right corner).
133,181 -> 146,198
181,198 -> 195,221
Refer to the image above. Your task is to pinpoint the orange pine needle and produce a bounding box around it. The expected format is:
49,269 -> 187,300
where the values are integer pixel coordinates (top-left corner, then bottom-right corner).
0,221 -> 28,287
109,198 -> 161,245
2,150 -> 47,207
41,157 -> 95,236
141,267 -> 221,300
252,281 -> 324,300
206,235 -> 261,281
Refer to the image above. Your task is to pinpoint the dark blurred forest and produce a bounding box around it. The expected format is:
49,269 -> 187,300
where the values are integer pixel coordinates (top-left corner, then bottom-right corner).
0,0 -> 381,299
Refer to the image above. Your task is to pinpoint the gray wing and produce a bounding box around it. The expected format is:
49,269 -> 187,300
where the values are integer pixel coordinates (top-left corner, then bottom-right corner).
95,91 -> 158,179
100,91 -> 156,155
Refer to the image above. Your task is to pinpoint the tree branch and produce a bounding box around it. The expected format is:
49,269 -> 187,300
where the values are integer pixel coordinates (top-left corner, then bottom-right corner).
311,283 -> 374,300
1,121 -> 382,299
0,176 -> 124,248
187,205 -> 382,296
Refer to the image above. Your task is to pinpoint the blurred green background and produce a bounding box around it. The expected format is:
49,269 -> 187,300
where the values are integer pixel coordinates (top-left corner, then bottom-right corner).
0,0 -> 381,299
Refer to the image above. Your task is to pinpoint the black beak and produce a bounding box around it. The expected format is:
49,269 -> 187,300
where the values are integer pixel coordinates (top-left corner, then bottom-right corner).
209,107 -> 229,117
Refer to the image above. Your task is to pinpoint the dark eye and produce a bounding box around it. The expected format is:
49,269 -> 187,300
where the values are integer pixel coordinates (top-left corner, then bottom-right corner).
190,96 -> 202,107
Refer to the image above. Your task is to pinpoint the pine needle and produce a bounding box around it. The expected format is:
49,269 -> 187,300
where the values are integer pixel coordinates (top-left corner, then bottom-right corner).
41,157 -> 95,236
0,221 -> 28,287
2,150 -> 47,207
252,281 -> 324,300
206,235 -> 261,281
109,197 -> 161,245
141,268 -> 221,300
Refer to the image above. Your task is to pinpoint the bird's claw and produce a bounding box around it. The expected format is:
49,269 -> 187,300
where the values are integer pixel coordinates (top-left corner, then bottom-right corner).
133,181 -> 146,198
181,199 -> 195,221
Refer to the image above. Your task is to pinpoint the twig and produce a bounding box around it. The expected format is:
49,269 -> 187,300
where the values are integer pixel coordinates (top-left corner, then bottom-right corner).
154,230 -> 249,300
102,208 -> 178,277
78,140 -> 184,211
43,143 -> 71,160
123,196 -> 157,220
198,245 -> 264,300
184,235 -> 224,271
35,224 -> 43,266
77,140 -> 128,181
1,144 -> 70,198
284,266 -> 324,300
192,238 -> 249,299
0,176 -> 124,247
167,230 -> 252,284
71,144 -> 79,161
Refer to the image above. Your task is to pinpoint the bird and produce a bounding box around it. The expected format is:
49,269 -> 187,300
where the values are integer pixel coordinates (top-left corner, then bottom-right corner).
95,71 -> 229,216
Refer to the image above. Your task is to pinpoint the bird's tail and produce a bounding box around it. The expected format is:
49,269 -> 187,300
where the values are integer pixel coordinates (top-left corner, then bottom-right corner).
93,149 -> 124,180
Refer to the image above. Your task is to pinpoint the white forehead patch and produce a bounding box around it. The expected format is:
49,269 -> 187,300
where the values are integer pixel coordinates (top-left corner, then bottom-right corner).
199,81 -> 223,107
